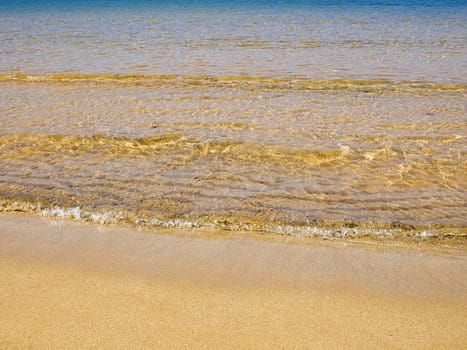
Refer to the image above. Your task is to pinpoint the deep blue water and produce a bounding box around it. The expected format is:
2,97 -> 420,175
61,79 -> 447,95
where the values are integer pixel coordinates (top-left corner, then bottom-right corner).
2,0 -> 467,12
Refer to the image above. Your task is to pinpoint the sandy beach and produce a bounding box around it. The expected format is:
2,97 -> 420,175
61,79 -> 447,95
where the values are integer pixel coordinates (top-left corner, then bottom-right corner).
1,214 -> 466,349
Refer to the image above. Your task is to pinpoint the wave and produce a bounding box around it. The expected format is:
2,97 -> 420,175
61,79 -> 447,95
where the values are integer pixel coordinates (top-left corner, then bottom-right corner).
1,133 -> 465,245
0,133 -> 420,169
1,198 -> 465,245
0,133 -> 191,158
1,74 -> 466,93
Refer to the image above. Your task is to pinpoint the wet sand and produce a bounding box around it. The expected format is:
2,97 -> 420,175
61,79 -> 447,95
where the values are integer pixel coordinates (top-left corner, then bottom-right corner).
1,214 -> 466,349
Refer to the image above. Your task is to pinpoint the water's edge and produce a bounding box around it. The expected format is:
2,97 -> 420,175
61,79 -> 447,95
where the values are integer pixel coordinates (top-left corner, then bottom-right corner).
1,198 -> 465,250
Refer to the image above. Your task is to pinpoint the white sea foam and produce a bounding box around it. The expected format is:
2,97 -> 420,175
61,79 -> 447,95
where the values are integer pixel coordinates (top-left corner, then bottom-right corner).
271,224 -> 399,240
150,218 -> 198,229
41,206 -> 81,220
40,206 -> 126,225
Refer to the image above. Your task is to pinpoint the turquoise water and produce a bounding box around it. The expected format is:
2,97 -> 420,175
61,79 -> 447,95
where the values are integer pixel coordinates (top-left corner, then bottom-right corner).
1,0 -> 466,82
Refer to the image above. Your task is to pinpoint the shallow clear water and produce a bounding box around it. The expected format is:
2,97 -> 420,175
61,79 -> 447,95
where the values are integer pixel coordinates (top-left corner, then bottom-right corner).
0,1 -> 466,242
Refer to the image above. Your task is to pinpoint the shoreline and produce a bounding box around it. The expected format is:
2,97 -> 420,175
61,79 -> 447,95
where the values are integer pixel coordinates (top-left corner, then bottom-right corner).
1,213 -> 466,349
2,201 -> 466,251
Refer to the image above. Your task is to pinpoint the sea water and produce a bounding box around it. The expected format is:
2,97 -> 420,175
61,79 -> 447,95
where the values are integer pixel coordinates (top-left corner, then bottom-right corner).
0,0 -> 466,243
1,0 -> 466,82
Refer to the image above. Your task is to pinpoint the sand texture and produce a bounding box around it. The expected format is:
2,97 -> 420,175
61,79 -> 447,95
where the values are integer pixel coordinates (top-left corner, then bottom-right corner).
1,214 -> 466,349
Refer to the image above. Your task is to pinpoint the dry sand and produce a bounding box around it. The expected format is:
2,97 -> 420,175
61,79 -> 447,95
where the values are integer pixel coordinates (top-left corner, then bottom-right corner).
1,214 -> 466,349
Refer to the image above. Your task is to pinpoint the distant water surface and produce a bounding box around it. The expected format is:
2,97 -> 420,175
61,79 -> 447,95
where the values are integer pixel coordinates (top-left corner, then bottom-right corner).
1,0 -> 466,82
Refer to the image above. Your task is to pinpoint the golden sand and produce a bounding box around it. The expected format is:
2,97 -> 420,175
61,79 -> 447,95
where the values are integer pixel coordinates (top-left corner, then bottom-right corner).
1,214 -> 466,349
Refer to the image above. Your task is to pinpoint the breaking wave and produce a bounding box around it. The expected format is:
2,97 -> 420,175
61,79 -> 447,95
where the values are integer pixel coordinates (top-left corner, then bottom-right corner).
0,199 -> 465,245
